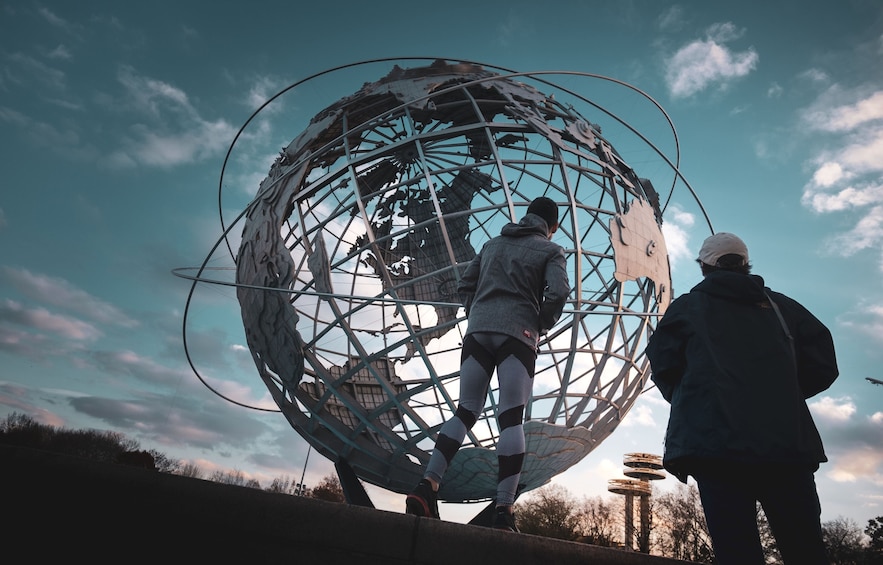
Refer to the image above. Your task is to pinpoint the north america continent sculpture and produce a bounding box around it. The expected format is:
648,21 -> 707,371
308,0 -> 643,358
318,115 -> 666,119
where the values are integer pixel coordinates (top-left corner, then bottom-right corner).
233,59 -> 672,503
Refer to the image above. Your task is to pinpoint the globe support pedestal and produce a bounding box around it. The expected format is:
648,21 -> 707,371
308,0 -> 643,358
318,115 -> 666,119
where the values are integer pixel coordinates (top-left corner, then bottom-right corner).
335,458 -> 374,508
467,501 -> 498,528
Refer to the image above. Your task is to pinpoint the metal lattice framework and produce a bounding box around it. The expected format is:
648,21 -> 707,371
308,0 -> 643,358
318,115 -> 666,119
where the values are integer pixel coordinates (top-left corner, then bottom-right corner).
178,58 -> 708,503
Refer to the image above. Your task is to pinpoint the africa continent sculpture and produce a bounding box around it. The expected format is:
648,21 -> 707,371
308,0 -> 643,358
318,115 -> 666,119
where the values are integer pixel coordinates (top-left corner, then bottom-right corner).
232,59 -> 672,503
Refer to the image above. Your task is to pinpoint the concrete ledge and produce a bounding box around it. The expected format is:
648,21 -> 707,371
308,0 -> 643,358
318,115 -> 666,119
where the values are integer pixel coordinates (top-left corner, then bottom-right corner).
1,445 -> 693,564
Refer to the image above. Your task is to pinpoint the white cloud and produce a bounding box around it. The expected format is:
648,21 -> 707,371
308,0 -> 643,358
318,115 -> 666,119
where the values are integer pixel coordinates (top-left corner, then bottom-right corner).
806,91 -> 883,132
664,22 -> 758,98
812,162 -> 846,188
1,58 -> 238,170
661,205 -> 694,265
839,126 -> 883,174
246,75 -> 284,113
7,52 -> 67,91
620,404 -> 656,427
810,396 -> 856,422
47,44 -> 72,60
804,184 -> 883,213
91,349 -> 267,410
0,106 -> 28,126
767,82 -> 783,98
38,7 -> 81,37
0,104 -> 100,160
815,397 -> 883,486
705,22 -> 744,43
132,119 -> 235,167
800,68 -> 830,84
0,382 -> 67,427
656,5 -> 685,32
496,11 -> 532,47
838,302 -> 883,344
115,66 -> 237,168
826,204 -> 883,257
800,86 -> 883,269
103,150 -> 137,169
554,456 -> 624,500
1,266 -> 138,328
0,299 -> 101,341
826,445 -> 883,484
117,65 -> 189,116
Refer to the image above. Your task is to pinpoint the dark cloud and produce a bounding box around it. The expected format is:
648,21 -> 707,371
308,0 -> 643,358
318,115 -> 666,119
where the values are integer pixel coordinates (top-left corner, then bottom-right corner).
70,390 -> 269,452
1,267 -> 138,328
88,349 -> 190,389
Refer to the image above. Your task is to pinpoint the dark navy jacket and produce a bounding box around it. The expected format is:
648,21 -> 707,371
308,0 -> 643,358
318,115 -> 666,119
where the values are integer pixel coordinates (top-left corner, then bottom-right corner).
457,213 -> 569,349
646,270 -> 838,482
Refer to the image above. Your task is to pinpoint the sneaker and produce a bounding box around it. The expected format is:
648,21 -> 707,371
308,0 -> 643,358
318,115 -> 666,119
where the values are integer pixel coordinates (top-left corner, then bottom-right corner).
405,479 -> 439,519
493,506 -> 519,532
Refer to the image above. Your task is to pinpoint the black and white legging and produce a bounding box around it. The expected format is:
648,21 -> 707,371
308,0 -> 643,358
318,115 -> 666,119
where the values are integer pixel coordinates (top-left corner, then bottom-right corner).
424,331 -> 536,506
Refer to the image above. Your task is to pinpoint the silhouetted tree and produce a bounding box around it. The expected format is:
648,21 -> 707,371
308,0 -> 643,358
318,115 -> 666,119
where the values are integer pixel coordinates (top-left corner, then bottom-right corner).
115,449 -> 157,470
266,474 -> 301,495
514,484 -> 581,541
208,469 -> 257,488
1,412 -> 140,463
575,494 -> 621,547
148,449 -> 180,474
0,412 -> 47,446
309,474 -> 344,503
823,516 -> 867,565
756,505 -> 784,564
176,462 -> 204,479
867,516 -> 883,557
652,483 -> 714,563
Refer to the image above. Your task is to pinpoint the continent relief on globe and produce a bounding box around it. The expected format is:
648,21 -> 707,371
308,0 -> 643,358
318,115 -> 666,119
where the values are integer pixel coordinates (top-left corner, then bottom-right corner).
610,198 -> 671,313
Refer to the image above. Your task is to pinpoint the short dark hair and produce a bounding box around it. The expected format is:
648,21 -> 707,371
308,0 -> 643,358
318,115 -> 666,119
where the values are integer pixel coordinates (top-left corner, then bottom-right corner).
699,253 -> 753,275
527,196 -> 558,228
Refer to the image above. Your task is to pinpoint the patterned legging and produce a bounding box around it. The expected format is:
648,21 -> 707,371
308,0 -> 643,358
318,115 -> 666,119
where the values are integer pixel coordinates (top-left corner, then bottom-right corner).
424,331 -> 536,506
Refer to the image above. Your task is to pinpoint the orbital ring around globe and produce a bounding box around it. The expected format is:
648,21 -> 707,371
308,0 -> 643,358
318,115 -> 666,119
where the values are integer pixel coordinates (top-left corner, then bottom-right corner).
176,57 -> 711,503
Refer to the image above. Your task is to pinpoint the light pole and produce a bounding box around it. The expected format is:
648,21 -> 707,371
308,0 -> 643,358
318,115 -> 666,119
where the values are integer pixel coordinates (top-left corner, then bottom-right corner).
296,444 -> 312,496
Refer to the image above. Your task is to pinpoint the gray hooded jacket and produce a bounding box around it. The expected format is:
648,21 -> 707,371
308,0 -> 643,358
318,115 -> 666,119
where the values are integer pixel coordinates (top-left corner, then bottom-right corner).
457,213 -> 570,349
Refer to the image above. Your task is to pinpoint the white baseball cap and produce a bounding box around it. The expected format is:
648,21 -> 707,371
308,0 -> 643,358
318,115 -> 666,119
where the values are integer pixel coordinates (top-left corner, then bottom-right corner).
697,232 -> 749,266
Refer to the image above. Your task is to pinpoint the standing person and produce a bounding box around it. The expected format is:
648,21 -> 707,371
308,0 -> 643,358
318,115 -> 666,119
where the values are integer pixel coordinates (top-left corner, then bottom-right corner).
646,232 -> 839,564
405,196 -> 570,532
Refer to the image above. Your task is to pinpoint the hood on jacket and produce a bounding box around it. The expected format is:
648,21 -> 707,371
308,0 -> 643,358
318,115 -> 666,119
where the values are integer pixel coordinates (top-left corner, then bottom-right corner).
500,213 -> 550,238
692,271 -> 768,305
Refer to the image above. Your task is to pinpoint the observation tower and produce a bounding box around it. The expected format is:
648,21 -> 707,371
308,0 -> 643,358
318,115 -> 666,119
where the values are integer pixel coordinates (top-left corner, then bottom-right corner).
608,453 -> 666,552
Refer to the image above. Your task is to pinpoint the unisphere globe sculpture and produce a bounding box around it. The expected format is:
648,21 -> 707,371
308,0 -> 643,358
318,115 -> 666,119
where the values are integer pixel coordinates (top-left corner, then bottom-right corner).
228,59 -> 676,503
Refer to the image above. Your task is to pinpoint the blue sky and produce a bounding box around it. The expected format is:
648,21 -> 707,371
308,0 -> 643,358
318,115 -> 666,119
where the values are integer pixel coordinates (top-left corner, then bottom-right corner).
2,0 -> 882,528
